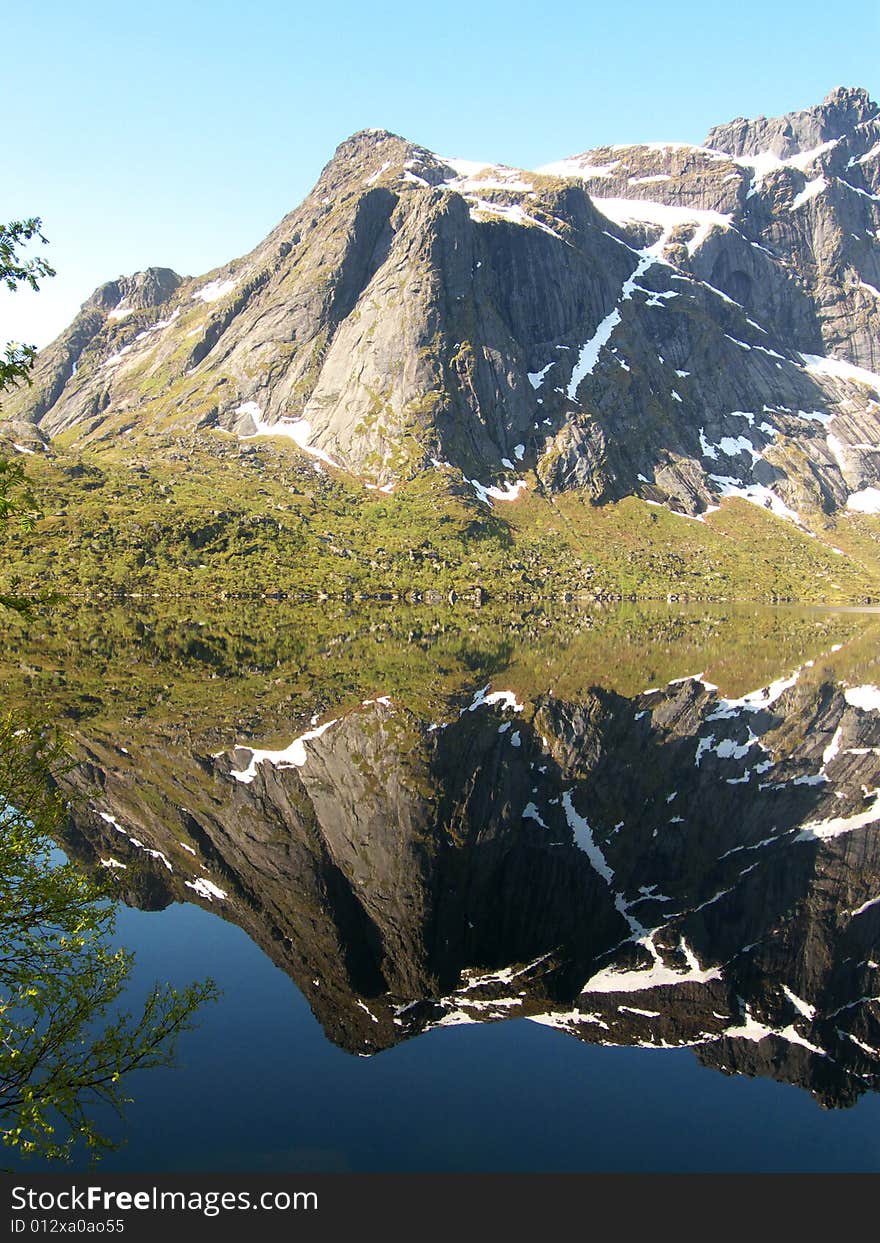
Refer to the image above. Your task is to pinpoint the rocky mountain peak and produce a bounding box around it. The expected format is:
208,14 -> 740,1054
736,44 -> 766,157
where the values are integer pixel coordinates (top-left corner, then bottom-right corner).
704,83 -> 878,158
327,126 -> 409,164
85,266 -> 183,316
311,127 -> 444,199
822,84 -> 879,124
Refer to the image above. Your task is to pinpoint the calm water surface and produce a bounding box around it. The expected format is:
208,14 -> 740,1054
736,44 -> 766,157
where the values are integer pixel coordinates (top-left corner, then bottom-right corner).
4,601 -> 880,1171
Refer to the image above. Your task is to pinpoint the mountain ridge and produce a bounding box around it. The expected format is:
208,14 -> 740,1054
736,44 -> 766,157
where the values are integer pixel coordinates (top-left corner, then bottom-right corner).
3,87 -> 880,540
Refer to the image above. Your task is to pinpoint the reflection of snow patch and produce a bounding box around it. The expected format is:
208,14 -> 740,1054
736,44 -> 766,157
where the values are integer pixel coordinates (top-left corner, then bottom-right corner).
231,719 -> 338,783
562,791 -> 613,883
708,671 -> 799,722
522,802 -> 548,829
782,986 -> 816,1020
851,895 -> 880,918
463,685 -> 524,715
527,363 -> 554,388
723,1005 -> 826,1055
185,877 -> 227,901
356,1000 -> 379,1023
582,939 -> 720,995
796,791 -> 880,842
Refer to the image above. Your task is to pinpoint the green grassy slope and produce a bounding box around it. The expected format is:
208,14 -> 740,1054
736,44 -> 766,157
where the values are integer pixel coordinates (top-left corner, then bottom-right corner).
2,432 -> 880,604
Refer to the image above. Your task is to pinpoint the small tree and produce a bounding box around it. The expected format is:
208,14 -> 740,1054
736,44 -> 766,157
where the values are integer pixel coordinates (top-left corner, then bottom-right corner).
0,719 -> 217,1161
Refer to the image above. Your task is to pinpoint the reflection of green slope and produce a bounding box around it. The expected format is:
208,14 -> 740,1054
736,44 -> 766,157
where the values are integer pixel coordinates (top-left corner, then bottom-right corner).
3,599 -> 880,739
506,602 -> 880,701
2,441 -> 880,605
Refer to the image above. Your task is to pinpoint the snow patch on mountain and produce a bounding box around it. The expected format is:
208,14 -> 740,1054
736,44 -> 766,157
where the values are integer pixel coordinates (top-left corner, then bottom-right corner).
193,277 -> 237,303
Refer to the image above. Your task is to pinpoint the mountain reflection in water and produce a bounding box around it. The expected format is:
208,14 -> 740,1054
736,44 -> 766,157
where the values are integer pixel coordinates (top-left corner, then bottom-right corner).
7,601 -> 880,1116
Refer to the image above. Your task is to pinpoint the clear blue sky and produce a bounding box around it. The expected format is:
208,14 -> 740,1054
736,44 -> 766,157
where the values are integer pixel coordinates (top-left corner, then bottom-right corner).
3,0 -> 878,348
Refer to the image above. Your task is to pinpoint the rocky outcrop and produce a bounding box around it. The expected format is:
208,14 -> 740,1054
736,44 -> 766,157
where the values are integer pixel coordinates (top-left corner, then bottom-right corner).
705,85 -> 879,160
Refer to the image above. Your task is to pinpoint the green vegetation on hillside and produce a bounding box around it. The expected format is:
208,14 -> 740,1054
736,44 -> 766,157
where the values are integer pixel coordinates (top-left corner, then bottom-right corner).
2,433 -> 879,606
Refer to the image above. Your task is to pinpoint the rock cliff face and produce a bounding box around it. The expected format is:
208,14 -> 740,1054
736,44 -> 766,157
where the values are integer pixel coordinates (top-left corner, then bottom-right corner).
5,89 -> 880,522
60,648 -> 880,1106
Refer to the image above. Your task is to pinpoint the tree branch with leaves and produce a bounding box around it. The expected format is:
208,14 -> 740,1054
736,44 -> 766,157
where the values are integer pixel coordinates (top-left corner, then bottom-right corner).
0,217 -> 55,548
0,218 -> 55,398
0,718 -> 218,1162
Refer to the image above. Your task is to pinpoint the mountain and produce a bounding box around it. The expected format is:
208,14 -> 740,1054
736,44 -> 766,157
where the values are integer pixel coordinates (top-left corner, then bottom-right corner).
4,87 -> 880,529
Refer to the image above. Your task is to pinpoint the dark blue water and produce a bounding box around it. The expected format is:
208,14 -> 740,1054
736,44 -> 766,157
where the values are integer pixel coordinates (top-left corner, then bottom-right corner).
85,900 -> 880,1173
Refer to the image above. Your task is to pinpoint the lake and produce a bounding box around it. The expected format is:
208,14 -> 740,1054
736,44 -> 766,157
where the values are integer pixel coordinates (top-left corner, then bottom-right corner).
3,599 -> 880,1171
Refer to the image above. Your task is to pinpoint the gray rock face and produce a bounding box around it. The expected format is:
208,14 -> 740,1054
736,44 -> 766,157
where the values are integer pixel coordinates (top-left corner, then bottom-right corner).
4,92 -> 880,522
86,267 -> 183,314
705,86 -> 878,159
